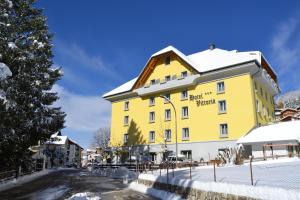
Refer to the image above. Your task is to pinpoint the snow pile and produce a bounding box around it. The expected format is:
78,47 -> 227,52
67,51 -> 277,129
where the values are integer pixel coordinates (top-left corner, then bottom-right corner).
34,185 -> 69,200
0,62 -> 12,80
129,181 -> 183,200
137,173 -> 300,200
93,167 -> 137,180
66,192 -> 101,200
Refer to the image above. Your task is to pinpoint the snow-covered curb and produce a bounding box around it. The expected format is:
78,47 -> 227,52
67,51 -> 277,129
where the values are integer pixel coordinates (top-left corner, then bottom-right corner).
137,173 -> 300,200
129,181 -> 184,200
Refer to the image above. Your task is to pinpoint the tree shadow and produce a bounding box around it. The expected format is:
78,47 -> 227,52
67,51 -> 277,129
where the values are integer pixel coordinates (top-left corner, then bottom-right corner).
127,120 -> 146,146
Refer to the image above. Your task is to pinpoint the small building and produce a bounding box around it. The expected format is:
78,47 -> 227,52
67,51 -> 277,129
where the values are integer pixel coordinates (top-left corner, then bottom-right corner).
237,121 -> 300,159
33,132 -> 83,168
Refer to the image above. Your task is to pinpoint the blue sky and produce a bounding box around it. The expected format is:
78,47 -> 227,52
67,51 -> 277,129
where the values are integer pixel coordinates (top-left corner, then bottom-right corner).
36,0 -> 300,148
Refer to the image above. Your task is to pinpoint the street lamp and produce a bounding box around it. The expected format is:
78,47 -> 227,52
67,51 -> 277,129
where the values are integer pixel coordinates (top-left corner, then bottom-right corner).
159,95 -> 178,163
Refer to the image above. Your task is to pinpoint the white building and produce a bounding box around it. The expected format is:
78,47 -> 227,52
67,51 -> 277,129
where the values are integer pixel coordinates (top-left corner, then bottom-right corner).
237,121 -> 300,159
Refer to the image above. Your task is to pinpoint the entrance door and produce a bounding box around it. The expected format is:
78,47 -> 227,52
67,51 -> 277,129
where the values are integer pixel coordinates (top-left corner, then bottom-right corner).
181,150 -> 192,160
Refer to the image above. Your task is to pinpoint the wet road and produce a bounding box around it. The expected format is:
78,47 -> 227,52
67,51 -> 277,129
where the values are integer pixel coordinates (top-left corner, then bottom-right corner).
0,169 -> 157,200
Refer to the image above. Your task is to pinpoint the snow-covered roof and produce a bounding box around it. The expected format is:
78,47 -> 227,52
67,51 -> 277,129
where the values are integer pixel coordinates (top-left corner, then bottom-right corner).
103,45 -> 271,98
102,77 -> 137,98
46,132 -> 83,149
237,121 -> 300,144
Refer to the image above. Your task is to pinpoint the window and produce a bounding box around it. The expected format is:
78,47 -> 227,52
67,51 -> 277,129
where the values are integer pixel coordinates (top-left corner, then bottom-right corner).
182,106 -> 189,118
124,116 -> 129,125
254,81 -> 257,90
124,133 -> 128,143
150,79 -> 156,85
165,109 -> 171,121
165,56 -> 170,65
149,111 -> 155,123
164,94 -> 170,103
124,101 -> 129,111
149,131 -> 155,143
165,75 -> 171,82
165,129 -> 171,141
218,100 -> 227,113
149,97 -> 155,106
256,100 -> 260,112
217,82 -> 225,93
220,124 -> 228,137
265,92 -> 268,101
260,87 -> 263,97
181,90 -> 188,100
181,71 -> 188,78
182,128 -> 189,140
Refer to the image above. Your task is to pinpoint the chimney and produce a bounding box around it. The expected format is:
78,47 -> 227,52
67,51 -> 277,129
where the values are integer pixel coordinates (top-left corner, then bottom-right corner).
209,43 -> 216,50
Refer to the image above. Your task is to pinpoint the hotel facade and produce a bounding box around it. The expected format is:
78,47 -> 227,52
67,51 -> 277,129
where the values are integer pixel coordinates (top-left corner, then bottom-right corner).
103,45 -> 280,163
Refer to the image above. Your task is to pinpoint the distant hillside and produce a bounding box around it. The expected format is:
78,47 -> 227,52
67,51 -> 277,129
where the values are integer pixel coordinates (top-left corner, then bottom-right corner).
276,90 -> 300,109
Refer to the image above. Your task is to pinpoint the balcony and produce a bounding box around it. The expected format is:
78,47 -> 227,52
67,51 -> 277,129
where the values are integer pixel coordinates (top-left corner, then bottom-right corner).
134,73 -> 200,96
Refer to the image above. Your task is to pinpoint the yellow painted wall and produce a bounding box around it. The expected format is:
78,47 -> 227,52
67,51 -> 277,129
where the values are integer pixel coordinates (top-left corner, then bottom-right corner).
109,56 -> 264,147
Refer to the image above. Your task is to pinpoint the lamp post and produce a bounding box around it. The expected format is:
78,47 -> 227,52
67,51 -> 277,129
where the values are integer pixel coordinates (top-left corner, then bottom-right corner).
160,95 -> 178,163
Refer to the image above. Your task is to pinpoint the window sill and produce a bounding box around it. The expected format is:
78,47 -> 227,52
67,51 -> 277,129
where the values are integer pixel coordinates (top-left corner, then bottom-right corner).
149,121 -> 155,124
124,109 -> 129,111
164,102 -> 170,104
149,104 -> 155,107
218,111 -> 227,115
149,140 -> 155,143
219,135 -> 228,138
217,91 -> 225,94
124,124 -> 129,127
181,98 -> 188,101
165,119 -> 171,122
182,138 -> 189,141
181,116 -> 189,120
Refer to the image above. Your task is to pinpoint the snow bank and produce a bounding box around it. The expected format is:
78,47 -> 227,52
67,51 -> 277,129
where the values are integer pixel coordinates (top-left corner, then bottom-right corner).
0,62 -> 12,80
138,173 -> 300,200
66,192 -> 101,200
129,181 -> 183,200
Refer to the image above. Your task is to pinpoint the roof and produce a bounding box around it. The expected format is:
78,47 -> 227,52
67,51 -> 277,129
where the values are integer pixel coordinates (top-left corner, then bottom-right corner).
103,45 -> 272,98
46,132 -> 83,149
237,121 -> 300,144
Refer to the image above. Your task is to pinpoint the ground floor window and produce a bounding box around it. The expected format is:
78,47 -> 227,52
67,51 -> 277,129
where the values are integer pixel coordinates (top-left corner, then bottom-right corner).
181,150 -> 192,160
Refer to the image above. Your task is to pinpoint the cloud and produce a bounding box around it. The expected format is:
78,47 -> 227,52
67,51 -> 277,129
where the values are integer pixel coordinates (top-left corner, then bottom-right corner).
270,13 -> 300,91
52,84 -> 111,132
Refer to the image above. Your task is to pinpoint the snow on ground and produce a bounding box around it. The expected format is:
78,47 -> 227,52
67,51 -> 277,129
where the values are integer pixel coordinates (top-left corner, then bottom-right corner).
129,181 -> 183,200
0,62 -> 12,81
93,166 -> 138,180
146,157 -> 300,190
66,192 -> 101,200
30,185 -> 69,200
133,158 -> 300,200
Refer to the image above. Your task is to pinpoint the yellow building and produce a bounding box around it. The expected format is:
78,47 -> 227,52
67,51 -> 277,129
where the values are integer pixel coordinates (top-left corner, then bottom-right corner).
103,44 -> 280,163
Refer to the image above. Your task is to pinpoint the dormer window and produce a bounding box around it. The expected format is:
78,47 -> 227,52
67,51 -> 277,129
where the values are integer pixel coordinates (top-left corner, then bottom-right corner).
165,75 -> 171,82
165,56 -> 170,65
181,71 -> 188,78
150,79 -> 156,85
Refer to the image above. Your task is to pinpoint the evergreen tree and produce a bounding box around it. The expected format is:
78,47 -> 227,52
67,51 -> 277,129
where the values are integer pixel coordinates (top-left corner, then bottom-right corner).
0,0 -> 65,172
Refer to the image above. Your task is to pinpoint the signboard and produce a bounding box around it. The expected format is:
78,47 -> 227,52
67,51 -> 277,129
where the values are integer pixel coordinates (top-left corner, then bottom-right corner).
189,92 -> 216,107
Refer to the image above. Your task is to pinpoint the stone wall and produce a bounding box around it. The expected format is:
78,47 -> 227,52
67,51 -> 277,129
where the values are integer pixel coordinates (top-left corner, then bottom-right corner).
137,178 -> 257,200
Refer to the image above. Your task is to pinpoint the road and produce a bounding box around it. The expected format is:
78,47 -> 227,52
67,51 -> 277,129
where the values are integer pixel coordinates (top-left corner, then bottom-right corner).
0,169 -> 157,200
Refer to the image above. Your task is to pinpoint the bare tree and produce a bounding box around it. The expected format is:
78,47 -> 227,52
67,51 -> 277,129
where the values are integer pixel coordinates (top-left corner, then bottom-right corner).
91,127 -> 110,150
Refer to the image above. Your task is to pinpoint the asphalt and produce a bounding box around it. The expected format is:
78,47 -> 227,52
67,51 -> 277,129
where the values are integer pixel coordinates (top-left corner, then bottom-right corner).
0,169 -> 157,200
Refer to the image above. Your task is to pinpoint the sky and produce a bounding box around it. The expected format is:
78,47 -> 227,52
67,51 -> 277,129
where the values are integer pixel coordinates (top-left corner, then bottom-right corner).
36,0 -> 300,149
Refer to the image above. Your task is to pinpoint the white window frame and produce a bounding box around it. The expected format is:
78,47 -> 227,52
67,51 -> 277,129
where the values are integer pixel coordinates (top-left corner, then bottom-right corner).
165,75 -> 171,82
165,129 -> 171,142
124,133 -> 128,143
124,116 -> 129,126
124,101 -> 129,111
149,97 -> 155,106
182,106 -> 189,119
149,111 -> 155,123
165,109 -> 171,121
218,100 -> 227,114
182,128 -> 189,140
149,131 -> 155,143
181,71 -> 188,78
181,90 -> 188,100
164,94 -> 171,103
217,82 -> 225,93
220,124 -> 228,137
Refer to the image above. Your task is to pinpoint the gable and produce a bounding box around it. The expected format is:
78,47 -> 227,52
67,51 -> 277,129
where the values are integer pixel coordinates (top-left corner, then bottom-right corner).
133,52 -> 197,89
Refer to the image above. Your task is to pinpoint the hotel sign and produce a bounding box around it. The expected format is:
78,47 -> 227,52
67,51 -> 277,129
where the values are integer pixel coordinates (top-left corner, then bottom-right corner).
189,92 -> 216,107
